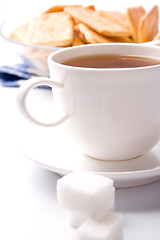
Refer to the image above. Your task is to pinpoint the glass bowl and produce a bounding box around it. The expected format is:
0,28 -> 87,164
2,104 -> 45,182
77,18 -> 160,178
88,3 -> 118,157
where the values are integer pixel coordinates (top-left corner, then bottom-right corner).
0,19 -> 62,77
1,19 -> 160,77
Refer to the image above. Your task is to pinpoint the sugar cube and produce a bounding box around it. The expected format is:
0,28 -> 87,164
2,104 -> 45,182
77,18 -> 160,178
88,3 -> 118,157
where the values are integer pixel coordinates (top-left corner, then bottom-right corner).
77,212 -> 123,240
57,171 -> 115,216
69,210 -> 87,228
69,204 -> 115,228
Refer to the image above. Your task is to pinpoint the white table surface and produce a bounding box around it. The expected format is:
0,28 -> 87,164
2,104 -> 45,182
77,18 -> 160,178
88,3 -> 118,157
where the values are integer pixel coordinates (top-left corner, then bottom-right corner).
0,1 -> 160,239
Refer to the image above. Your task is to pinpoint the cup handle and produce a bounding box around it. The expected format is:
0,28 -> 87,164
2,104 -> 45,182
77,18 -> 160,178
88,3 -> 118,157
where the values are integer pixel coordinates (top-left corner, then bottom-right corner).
16,77 -> 69,127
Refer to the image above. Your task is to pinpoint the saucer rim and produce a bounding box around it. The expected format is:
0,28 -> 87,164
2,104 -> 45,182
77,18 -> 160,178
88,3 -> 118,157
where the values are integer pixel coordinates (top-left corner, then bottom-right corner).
21,144 -> 160,188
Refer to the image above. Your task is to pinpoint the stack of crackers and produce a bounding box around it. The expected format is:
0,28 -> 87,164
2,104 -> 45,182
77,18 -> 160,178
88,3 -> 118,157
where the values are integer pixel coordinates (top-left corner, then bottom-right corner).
10,5 -> 159,47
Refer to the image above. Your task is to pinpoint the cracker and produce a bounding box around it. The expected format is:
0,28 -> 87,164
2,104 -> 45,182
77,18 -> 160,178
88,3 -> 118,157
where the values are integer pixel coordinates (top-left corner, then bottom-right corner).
86,5 -> 95,11
126,6 -> 145,42
138,5 -> 159,43
10,23 -> 29,42
43,5 -> 94,14
43,5 -> 81,14
64,6 -> 131,37
26,12 -> 74,46
72,28 -> 85,46
78,23 -> 115,44
97,10 -> 129,29
153,31 -> 160,40
109,36 -> 134,43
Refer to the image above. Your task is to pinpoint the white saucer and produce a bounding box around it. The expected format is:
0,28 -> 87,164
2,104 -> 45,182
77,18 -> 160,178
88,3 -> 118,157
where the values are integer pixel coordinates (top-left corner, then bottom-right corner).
19,120 -> 160,188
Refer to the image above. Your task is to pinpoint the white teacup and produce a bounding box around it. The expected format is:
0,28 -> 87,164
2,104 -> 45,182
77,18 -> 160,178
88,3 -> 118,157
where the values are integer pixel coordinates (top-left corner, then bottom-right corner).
17,43 -> 160,161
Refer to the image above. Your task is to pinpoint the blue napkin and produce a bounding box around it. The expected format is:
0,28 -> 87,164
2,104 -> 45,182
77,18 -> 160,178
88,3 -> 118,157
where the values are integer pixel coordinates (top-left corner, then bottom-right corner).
0,62 -> 51,89
0,63 -> 34,87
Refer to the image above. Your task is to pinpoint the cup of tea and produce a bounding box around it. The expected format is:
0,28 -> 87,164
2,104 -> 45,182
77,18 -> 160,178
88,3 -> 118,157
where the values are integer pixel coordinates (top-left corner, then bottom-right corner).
16,43 -> 160,161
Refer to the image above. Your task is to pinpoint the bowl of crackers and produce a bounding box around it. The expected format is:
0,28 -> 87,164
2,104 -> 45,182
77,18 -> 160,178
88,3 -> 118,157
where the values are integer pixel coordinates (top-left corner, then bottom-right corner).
1,4 -> 160,76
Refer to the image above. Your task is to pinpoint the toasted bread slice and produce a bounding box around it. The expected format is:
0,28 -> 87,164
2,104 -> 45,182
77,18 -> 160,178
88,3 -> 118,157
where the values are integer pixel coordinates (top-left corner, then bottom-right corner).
138,5 -> 159,42
126,6 -> 145,42
26,12 -> 74,46
64,6 -> 131,37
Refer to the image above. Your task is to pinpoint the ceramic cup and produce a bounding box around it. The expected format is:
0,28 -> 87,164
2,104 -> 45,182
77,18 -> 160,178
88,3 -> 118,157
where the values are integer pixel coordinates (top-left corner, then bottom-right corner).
16,43 -> 160,161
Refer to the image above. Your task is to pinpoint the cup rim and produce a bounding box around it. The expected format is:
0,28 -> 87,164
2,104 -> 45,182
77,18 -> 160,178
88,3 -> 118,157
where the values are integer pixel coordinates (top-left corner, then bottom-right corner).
48,43 -> 160,71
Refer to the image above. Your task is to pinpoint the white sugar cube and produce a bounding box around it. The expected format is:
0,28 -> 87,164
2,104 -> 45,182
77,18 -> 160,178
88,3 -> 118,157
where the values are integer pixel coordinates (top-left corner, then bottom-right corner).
57,171 -> 115,216
69,204 -> 114,228
69,211 -> 86,228
77,212 -> 123,240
